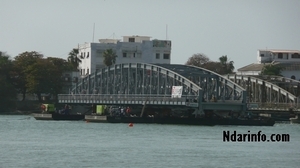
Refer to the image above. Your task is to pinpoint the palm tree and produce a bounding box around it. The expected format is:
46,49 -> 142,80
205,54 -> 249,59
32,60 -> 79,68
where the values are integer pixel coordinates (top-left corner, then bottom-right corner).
67,48 -> 81,70
219,55 -> 228,65
103,49 -> 117,67
218,55 -> 234,74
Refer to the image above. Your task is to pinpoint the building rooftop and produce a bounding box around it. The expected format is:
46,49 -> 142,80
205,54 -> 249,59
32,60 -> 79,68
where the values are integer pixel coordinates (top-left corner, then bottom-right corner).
258,49 -> 300,53
238,63 -> 270,71
238,62 -> 300,72
122,35 -> 151,38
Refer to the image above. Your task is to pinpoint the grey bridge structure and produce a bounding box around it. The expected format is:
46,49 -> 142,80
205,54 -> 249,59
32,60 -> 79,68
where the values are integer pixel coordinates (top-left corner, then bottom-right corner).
58,63 -> 300,114
224,75 -> 300,111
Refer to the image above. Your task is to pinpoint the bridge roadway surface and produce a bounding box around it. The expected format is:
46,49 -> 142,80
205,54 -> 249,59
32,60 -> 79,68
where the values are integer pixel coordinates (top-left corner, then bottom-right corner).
58,63 -> 300,114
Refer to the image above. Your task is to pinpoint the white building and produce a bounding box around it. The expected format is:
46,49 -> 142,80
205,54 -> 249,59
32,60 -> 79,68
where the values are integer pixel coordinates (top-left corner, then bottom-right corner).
257,49 -> 300,64
237,49 -> 300,79
78,35 -> 171,76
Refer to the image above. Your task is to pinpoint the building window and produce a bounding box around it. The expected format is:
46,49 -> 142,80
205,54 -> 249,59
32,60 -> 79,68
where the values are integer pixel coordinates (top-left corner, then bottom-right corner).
86,52 -> 89,58
163,53 -> 170,59
156,53 -> 160,59
260,54 -> 264,57
292,53 -> 300,58
87,68 -> 89,75
278,53 -> 283,59
133,53 -> 136,58
123,53 -> 127,58
129,38 -> 135,42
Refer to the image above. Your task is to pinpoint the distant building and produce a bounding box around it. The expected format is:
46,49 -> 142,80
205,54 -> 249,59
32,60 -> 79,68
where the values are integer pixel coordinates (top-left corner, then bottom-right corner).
78,35 -> 172,76
257,49 -> 300,64
237,49 -> 300,79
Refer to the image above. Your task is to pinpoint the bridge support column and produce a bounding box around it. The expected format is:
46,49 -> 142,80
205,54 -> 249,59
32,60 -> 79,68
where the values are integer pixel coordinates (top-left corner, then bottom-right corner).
196,90 -> 204,117
241,90 -> 247,116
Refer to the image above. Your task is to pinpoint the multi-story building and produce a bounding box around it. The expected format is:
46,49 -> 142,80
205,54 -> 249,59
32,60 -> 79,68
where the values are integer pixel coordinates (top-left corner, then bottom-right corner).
78,35 -> 172,76
257,49 -> 300,64
237,49 -> 300,79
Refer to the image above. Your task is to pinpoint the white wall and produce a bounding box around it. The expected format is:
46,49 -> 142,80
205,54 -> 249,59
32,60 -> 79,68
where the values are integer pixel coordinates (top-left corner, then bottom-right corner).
281,70 -> 300,80
257,50 -> 272,63
78,43 -> 91,76
258,50 -> 300,63
78,38 -> 172,76
123,36 -> 151,43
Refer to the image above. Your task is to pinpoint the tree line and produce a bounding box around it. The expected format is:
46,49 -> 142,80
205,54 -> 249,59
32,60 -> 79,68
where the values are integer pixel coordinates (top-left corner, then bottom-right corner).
185,53 -> 282,76
185,53 -> 235,75
0,48 -> 280,112
0,49 -> 80,112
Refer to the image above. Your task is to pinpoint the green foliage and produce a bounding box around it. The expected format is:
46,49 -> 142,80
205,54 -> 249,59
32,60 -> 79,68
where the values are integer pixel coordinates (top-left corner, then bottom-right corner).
12,51 -> 43,100
47,57 -> 72,72
218,55 -> 234,74
0,52 -> 13,77
1,49 -> 79,109
186,54 -> 235,75
0,52 -> 17,112
25,58 -> 68,102
67,48 -> 81,70
26,59 -> 58,93
103,49 -> 117,67
261,64 -> 282,76
185,53 -> 210,66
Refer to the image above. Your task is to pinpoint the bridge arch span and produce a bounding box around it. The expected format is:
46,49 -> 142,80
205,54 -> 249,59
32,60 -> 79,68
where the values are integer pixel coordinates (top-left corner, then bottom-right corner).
59,63 -> 248,112
157,64 -> 247,102
225,75 -> 298,106
259,75 -> 300,97
72,63 -> 201,97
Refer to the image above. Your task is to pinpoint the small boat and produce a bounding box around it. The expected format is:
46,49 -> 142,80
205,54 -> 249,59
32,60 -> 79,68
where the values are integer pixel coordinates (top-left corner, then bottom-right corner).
32,103 -> 84,121
32,113 -> 85,121
290,114 -> 300,124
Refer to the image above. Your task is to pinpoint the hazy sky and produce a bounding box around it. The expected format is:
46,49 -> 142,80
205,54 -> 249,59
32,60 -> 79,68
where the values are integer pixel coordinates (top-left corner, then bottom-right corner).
1,0 -> 299,70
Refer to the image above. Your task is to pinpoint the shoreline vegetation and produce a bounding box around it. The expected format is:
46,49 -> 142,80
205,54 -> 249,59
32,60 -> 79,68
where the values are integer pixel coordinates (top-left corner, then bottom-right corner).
0,100 -> 43,115
0,110 -> 40,115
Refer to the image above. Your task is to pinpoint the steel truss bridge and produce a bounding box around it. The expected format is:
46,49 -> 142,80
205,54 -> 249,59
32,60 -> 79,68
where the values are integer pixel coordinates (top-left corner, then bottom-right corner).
224,75 -> 300,111
58,63 -> 300,113
58,63 -> 247,115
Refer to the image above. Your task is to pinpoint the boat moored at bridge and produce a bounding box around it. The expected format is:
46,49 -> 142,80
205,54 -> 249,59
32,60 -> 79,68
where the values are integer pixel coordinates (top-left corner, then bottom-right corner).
32,113 -> 85,121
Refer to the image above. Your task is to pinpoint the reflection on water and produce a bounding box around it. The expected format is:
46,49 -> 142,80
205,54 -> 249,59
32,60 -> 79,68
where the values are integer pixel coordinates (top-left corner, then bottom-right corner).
0,115 -> 300,168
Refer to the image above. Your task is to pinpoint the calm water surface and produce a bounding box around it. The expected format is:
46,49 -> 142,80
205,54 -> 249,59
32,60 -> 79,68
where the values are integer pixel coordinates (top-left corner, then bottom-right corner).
0,115 -> 300,168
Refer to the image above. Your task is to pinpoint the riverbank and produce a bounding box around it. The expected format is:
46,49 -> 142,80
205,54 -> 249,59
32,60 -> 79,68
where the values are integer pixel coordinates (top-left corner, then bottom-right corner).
0,110 -> 40,115
0,100 -> 41,115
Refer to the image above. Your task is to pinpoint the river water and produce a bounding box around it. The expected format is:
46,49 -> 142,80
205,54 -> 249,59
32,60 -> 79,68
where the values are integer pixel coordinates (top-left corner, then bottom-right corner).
0,115 -> 300,168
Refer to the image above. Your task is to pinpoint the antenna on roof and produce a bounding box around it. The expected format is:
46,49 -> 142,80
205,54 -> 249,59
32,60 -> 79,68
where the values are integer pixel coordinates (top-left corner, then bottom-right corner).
92,23 -> 95,42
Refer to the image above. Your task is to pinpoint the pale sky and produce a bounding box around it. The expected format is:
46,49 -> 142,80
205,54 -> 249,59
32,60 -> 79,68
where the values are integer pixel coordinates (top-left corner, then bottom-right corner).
1,0 -> 299,70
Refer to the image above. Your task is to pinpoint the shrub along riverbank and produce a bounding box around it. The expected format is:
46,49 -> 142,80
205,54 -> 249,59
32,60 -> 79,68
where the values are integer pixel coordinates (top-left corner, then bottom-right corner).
0,100 -> 41,114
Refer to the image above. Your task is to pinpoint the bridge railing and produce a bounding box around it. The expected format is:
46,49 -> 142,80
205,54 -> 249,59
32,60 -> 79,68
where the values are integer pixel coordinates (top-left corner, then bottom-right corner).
58,94 -> 199,105
248,102 -> 300,111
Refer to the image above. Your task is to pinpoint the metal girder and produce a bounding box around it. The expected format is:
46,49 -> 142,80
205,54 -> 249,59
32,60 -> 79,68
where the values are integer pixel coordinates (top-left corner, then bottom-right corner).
258,75 -> 300,97
59,63 -> 248,112
72,63 -> 201,97
157,64 -> 247,103
225,75 -> 298,108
